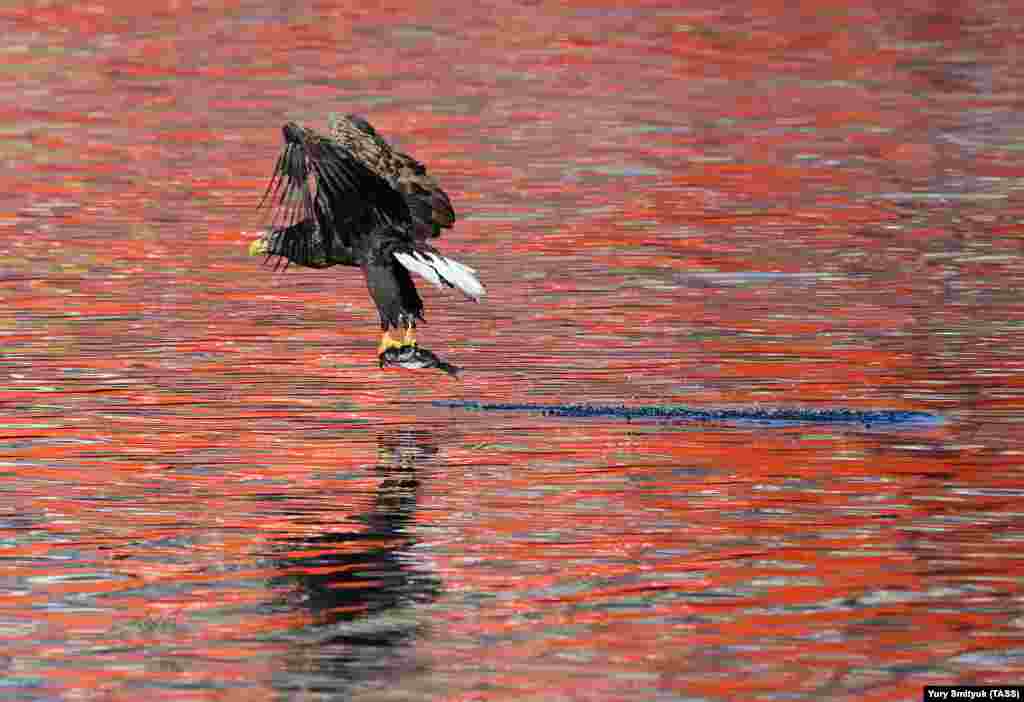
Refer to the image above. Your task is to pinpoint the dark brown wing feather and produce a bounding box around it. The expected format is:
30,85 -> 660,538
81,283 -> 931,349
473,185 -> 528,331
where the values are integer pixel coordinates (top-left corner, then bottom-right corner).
257,123 -> 412,262
329,115 -> 456,239
391,150 -> 455,238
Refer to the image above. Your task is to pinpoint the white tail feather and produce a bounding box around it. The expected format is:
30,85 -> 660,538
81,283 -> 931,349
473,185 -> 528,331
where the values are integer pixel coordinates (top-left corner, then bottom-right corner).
393,251 -> 486,300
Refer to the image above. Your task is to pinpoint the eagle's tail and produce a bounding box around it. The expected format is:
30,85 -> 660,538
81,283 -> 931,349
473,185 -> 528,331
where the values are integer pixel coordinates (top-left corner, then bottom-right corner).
393,250 -> 486,301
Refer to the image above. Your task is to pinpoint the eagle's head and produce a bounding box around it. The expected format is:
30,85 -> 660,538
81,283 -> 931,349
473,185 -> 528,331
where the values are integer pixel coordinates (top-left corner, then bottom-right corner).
248,220 -> 332,270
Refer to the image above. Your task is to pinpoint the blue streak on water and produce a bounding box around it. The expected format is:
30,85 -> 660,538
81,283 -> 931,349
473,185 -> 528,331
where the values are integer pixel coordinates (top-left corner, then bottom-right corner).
432,401 -> 941,428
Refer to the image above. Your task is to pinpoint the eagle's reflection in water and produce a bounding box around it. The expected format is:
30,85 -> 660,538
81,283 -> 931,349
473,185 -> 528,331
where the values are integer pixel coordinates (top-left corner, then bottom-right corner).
270,430 -> 442,697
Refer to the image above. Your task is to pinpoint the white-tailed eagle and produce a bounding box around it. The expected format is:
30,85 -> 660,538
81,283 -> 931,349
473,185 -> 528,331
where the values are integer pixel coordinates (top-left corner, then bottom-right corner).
250,114 -> 485,357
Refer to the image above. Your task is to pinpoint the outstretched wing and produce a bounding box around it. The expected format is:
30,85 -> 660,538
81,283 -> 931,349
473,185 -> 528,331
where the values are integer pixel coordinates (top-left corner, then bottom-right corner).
329,114 -> 455,239
257,123 -> 412,257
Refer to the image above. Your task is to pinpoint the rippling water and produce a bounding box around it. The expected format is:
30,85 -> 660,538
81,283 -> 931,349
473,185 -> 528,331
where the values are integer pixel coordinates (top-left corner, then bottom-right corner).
2,1 -> 1024,700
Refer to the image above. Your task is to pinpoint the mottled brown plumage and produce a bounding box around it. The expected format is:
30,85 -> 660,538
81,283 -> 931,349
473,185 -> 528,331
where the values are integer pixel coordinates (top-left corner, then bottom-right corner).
328,114 -> 455,238
250,114 -> 484,360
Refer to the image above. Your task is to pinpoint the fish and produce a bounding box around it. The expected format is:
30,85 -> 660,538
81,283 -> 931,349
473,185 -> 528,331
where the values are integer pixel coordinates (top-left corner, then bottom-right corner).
378,345 -> 460,377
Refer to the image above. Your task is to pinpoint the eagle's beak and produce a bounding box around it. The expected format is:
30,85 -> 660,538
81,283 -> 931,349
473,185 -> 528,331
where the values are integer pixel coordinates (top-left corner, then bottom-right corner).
249,237 -> 269,257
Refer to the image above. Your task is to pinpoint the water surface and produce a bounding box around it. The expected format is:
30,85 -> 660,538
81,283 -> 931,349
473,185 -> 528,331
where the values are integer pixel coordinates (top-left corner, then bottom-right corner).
2,1 -> 1023,700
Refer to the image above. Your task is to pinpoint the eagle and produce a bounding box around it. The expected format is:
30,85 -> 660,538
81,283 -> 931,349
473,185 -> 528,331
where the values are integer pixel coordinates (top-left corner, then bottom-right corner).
248,114 -> 485,357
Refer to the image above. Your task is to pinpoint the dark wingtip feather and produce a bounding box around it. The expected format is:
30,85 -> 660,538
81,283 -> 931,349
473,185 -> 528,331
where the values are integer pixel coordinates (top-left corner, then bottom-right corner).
256,152 -> 285,213
257,138 -> 319,237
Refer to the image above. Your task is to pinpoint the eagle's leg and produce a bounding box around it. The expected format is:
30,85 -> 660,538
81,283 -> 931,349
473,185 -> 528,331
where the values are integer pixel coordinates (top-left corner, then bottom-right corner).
402,322 -> 417,347
378,330 -> 403,355
364,261 -> 422,355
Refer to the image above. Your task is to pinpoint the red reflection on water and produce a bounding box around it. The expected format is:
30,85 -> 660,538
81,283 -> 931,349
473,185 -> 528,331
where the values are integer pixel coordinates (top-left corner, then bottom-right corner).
1,0 -> 1023,699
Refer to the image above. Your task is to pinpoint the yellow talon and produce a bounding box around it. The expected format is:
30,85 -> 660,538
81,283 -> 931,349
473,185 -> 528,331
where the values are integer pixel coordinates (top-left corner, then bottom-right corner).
402,326 -> 417,347
248,237 -> 269,257
377,331 -> 403,355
